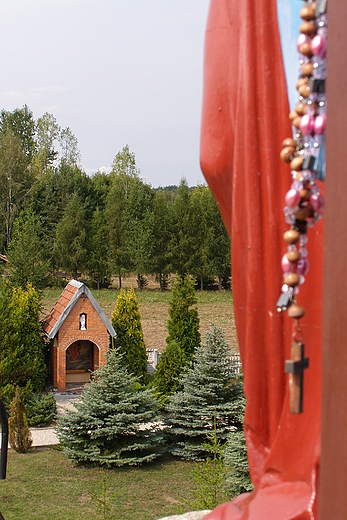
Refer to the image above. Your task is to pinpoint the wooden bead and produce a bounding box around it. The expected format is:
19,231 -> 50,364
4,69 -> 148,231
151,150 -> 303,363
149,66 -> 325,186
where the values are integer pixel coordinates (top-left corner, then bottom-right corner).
290,156 -> 304,171
289,110 -> 299,121
280,146 -> 295,162
298,84 -> 311,98
287,250 -> 301,263
283,230 -> 300,245
300,189 -> 310,201
302,62 -> 314,77
293,117 -> 302,129
288,304 -> 305,319
300,6 -> 315,21
299,21 -> 317,36
282,138 -> 296,149
296,78 -> 308,89
295,102 -> 307,116
284,273 -> 300,287
294,204 -> 314,220
299,43 -> 312,57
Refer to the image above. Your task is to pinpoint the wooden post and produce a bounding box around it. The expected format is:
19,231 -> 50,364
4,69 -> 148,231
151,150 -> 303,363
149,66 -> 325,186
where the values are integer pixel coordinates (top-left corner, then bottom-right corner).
318,1 -> 347,517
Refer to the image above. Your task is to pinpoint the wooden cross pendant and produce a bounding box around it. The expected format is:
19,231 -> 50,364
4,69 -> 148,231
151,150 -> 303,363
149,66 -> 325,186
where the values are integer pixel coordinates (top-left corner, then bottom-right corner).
285,342 -> 309,414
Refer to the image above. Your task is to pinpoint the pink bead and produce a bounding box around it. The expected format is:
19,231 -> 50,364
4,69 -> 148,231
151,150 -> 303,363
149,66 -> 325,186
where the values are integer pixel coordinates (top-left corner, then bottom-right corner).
281,254 -> 291,273
299,114 -> 315,136
310,193 -> 324,212
296,257 -> 309,276
297,33 -> 309,51
314,114 -> 326,135
311,34 -> 327,57
285,188 -> 301,208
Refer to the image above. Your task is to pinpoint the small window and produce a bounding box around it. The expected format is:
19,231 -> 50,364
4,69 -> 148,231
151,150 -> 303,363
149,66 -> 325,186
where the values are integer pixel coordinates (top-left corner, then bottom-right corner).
79,313 -> 87,330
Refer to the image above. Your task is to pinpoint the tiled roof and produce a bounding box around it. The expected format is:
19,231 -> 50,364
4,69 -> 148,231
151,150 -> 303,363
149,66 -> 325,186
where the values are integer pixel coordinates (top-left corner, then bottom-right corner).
42,280 -> 116,339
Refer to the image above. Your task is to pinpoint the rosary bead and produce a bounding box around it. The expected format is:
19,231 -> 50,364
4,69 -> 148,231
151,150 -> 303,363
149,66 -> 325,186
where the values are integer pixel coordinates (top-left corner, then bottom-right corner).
295,102 -> 307,116
285,188 -> 301,208
282,137 -> 296,149
293,116 -> 302,129
302,62 -> 314,77
284,229 -> 300,244
288,303 -> 305,318
314,114 -> 326,134
299,21 -> 317,36
284,273 -> 300,287
298,84 -> 311,98
297,33 -> 309,50
296,257 -> 310,276
290,156 -> 304,171
300,5 -> 316,21
310,192 -> 324,212
294,204 -> 314,220
281,254 -> 292,273
311,34 -> 326,56
300,189 -> 311,201
280,146 -> 296,163
299,114 -> 315,135
299,43 -> 312,57
297,77 -> 309,90
287,250 -> 301,263
289,110 -> 299,121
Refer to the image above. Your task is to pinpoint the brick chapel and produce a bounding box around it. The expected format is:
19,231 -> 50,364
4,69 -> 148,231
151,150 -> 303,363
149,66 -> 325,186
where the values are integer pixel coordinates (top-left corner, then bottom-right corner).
42,280 -> 116,392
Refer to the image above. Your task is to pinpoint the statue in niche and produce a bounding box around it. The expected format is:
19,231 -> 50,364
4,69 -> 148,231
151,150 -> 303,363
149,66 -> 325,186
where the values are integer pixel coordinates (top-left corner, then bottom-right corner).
79,313 -> 87,331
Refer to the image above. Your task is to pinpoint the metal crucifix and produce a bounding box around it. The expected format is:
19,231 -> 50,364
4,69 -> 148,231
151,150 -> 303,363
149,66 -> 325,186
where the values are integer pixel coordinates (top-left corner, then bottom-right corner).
285,342 -> 309,414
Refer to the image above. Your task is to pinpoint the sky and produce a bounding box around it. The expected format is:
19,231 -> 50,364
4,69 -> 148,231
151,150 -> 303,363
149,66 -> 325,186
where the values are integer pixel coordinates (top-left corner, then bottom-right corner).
0,0 -> 299,188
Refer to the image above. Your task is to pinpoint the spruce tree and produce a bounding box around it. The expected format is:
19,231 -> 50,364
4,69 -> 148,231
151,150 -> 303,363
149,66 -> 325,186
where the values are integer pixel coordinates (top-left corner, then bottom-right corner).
57,348 -> 163,466
223,429 -> 254,498
166,326 -> 244,460
111,288 -> 148,383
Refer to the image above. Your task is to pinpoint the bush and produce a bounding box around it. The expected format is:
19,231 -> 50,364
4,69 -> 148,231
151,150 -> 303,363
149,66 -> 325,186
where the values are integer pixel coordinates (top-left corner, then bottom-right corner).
9,386 -> 32,453
26,392 -> 57,427
57,348 -> 164,467
153,341 -> 185,401
111,288 -> 148,383
167,276 -> 200,361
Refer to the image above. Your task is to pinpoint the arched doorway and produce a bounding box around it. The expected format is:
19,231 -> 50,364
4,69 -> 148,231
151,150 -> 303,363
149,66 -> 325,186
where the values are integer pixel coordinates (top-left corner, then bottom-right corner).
66,340 -> 100,385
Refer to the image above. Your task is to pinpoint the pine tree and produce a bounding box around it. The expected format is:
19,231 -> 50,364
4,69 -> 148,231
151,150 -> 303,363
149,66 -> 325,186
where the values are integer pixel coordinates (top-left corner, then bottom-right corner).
111,288 -> 148,383
166,326 -> 244,460
8,386 -> 32,453
57,348 -> 163,466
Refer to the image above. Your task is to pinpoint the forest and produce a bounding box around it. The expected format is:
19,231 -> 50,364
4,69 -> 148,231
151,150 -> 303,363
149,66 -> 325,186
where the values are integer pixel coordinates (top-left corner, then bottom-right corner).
0,105 -> 230,291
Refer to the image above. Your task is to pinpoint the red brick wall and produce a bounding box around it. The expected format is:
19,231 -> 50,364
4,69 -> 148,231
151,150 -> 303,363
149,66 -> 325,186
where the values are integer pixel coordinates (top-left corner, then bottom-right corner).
53,295 -> 109,392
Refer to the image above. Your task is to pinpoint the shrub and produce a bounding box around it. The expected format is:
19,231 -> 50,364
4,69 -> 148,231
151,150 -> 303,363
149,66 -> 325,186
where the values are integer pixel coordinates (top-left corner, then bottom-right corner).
111,288 -> 148,383
9,386 -> 32,453
167,276 -> 200,361
26,392 -> 57,427
153,341 -> 185,401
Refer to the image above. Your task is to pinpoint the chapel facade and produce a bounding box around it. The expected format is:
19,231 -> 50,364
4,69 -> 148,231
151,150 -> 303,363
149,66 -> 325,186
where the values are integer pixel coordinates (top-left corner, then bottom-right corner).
42,280 -> 116,392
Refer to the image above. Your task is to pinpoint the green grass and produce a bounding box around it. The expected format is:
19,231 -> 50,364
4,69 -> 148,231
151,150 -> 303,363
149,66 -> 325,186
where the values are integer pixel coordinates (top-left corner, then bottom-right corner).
0,450 -> 198,520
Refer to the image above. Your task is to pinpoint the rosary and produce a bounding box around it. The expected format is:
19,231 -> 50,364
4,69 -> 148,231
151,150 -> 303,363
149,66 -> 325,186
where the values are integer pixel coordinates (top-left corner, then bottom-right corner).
277,0 -> 327,414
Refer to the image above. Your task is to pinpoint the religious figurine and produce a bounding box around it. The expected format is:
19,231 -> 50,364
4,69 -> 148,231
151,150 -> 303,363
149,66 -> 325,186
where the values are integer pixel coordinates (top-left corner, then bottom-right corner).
200,1 -> 324,518
79,313 -> 87,331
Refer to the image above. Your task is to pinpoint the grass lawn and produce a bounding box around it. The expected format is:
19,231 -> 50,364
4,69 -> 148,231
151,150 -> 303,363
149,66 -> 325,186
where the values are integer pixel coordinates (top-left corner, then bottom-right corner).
0,449 -> 199,520
40,277 -> 238,353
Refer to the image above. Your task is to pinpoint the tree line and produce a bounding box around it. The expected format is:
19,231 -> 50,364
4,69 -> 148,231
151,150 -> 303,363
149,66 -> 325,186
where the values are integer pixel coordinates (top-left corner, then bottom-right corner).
0,105 -> 231,290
